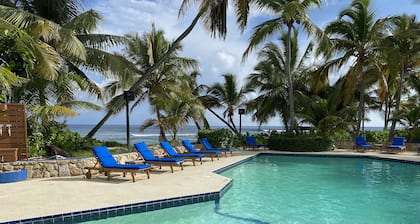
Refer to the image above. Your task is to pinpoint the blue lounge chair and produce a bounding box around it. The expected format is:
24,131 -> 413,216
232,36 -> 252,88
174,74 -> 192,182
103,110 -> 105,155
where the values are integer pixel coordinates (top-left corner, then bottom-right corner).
245,136 -> 268,150
387,137 -> 406,153
134,142 -> 184,173
85,146 -> 152,182
355,136 -> 372,152
182,139 -> 220,161
199,138 -> 234,157
160,141 -> 205,166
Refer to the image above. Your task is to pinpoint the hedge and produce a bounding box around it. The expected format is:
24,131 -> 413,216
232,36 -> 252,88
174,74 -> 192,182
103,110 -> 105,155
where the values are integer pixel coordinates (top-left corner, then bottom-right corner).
197,129 -> 233,148
268,135 -> 333,152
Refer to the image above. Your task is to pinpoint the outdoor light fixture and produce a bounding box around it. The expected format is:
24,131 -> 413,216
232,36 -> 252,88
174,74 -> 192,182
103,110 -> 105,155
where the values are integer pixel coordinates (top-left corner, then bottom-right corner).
238,108 -> 245,134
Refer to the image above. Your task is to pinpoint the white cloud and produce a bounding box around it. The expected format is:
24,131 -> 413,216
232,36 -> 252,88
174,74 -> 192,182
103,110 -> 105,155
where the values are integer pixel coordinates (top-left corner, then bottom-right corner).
216,50 -> 236,69
70,0 -> 419,127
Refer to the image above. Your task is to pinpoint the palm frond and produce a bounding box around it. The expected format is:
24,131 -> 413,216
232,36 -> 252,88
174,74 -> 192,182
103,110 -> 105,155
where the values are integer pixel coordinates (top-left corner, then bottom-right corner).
32,41 -> 62,80
64,9 -> 102,34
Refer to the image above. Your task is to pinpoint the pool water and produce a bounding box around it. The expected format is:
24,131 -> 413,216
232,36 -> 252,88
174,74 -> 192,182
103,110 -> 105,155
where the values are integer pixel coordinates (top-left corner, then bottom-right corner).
84,155 -> 420,224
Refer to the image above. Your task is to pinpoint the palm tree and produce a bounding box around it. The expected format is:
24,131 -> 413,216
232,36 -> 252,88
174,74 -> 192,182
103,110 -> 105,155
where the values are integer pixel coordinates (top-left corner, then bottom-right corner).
184,71 -> 211,130
1,1 -> 132,120
87,0 -> 256,136
381,14 -> 420,140
0,5 -> 63,81
321,0 -> 385,136
243,0 -> 325,133
207,73 -> 246,135
100,25 -> 198,141
245,29 -> 323,132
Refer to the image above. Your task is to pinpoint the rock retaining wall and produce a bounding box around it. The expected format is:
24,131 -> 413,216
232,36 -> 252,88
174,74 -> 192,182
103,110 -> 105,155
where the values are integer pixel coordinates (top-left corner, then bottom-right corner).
0,153 -> 139,178
0,145 -> 178,179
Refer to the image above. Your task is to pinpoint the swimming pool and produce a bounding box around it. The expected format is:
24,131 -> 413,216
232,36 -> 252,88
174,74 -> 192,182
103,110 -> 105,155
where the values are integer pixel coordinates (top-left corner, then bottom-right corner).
83,155 -> 420,223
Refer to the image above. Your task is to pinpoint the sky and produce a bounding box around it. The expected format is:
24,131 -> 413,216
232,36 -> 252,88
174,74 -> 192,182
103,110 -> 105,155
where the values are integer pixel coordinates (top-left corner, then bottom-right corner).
65,0 -> 420,128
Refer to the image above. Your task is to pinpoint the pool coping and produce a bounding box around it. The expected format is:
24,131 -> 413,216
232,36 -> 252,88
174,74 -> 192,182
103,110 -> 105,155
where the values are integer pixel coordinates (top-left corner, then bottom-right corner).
2,151 -> 419,224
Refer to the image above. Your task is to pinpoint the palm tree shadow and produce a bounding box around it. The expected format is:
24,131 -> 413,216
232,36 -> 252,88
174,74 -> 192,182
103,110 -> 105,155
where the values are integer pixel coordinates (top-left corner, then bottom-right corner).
214,207 -> 270,224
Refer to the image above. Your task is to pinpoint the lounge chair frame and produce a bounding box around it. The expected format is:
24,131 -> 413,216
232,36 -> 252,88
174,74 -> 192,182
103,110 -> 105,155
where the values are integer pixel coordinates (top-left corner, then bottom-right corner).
181,140 -> 220,162
354,136 -> 372,152
85,146 -> 152,182
199,138 -> 234,157
134,142 -> 184,173
386,137 -> 406,153
245,136 -> 268,150
160,141 -> 204,166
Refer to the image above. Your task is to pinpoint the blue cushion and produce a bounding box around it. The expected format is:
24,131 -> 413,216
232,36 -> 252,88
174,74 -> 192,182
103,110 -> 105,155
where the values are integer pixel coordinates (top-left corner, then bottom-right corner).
92,146 -> 151,169
161,141 -> 205,158
388,145 -> 403,149
134,142 -> 184,163
160,141 -> 178,156
200,138 -> 234,151
182,140 -> 221,154
391,137 -> 405,146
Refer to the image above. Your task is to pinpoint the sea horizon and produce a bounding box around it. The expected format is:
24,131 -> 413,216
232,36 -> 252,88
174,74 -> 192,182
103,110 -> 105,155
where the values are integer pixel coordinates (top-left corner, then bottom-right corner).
68,124 -> 386,145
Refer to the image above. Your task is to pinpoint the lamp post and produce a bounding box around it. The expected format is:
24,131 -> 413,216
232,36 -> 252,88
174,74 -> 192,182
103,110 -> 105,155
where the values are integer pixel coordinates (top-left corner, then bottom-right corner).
238,108 -> 245,134
124,91 -> 134,149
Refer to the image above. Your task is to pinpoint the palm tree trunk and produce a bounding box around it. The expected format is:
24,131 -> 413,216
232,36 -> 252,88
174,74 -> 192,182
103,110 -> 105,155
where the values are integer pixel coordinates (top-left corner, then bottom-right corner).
388,63 -> 405,141
193,120 -> 202,130
355,82 -> 365,137
86,110 -> 114,137
383,96 -> 390,130
85,12 -> 203,138
207,108 -> 239,135
228,115 -> 238,134
156,107 -> 168,142
285,24 -> 295,134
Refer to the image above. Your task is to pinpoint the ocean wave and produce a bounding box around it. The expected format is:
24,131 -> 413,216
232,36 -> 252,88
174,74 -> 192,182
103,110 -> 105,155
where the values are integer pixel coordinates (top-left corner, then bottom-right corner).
131,133 -> 197,137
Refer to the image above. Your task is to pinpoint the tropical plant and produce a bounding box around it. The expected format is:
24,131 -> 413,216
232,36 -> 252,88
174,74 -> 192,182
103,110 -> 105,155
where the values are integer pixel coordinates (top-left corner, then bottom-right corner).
87,0 -> 257,136
243,0 -> 326,133
0,1 -> 137,152
381,14 -> 420,140
99,25 -> 199,141
321,0 -> 385,136
245,29 -> 325,132
206,73 -> 246,135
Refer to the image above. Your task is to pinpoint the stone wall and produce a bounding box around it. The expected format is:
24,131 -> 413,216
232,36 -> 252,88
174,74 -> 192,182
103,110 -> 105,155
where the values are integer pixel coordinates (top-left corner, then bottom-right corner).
0,152 -> 139,179
0,145 -> 181,179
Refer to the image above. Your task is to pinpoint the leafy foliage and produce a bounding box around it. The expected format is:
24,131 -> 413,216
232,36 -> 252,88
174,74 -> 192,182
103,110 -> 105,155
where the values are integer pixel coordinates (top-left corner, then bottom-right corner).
268,134 -> 333,152
27,120 -> 123,158
197,128 -> 233,148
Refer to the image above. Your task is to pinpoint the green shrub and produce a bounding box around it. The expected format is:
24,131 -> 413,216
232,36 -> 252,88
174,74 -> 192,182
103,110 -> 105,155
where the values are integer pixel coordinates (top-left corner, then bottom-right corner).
28,126 -> 46,157
330,130 -> 352,141
407,128 -> 420,142
268,134 -> 333,152
197,129 -> 234,147
27,120 -> 124,158
360,130 -> 389,142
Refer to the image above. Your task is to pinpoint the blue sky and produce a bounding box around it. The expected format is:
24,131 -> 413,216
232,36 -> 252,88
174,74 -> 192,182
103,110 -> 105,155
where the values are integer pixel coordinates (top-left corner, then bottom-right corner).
66,0 -> 420,128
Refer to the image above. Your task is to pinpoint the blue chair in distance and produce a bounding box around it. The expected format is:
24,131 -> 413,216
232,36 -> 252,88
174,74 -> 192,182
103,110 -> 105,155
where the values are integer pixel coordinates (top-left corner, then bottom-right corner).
182,139 -> 220,161
355,136 -> 372,152
134,142 -> 184,173
245,136 -> 268,150
85,146 -> 152,182
387,137 -> 406,153
199,138 -> 234,157
160,141 -> 205,166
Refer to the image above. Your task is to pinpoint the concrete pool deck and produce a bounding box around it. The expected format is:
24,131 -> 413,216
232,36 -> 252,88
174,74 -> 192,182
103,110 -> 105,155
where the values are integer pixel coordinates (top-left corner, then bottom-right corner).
1,149 -> 419,223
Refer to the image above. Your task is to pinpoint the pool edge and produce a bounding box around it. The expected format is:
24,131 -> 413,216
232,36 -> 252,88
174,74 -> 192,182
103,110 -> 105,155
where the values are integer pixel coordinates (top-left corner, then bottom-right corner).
3,152 -> 418,223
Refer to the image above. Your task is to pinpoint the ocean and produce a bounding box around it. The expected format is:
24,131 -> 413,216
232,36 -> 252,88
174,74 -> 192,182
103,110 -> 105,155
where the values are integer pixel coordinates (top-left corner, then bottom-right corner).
68,124 -> 386,145
68,124 -> 281,145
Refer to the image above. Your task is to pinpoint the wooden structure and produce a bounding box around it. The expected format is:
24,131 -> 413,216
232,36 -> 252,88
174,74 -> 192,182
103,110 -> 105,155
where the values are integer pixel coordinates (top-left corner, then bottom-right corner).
0,104 -> 28,162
